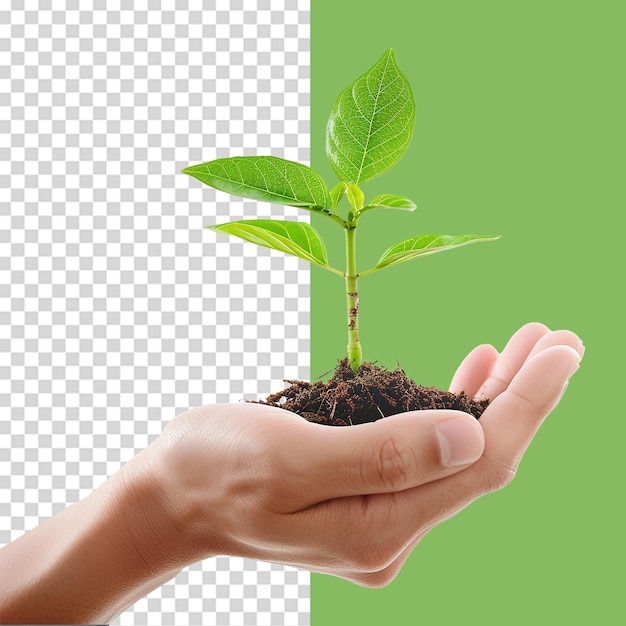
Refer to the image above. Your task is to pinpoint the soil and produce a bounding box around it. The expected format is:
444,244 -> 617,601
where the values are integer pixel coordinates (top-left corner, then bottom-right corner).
258,358 -> 489,426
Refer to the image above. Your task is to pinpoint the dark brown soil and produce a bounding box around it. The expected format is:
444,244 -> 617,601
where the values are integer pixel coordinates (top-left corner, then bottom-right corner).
258,358 -> 489,426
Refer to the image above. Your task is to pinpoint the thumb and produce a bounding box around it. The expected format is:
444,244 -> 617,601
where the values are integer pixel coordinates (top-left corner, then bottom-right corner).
291,410 -> 485,505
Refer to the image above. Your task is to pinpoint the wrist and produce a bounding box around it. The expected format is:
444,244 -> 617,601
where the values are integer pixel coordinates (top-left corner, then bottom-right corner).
106,446 -> 210,575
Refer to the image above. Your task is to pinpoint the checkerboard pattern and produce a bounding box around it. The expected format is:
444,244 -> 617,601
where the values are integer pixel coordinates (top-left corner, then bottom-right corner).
0,1 -> 311,624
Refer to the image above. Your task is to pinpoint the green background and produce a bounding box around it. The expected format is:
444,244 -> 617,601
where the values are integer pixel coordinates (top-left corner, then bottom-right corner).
310,1 -> 624,624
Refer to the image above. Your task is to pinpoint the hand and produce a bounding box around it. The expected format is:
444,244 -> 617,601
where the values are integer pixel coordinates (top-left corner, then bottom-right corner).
0,323 -> 583,623
141,322 -> 583,587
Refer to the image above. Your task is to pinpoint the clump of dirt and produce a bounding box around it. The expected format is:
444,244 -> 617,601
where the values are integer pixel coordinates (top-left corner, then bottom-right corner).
258,358 -> 489,426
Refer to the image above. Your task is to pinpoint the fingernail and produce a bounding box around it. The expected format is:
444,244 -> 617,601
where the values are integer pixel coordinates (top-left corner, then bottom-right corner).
436,417 -> 484,467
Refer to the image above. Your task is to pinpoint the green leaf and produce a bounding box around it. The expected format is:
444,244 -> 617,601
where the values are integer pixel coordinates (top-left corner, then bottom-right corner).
326,49 -> 416,185
329,181 -> 347,209
207,219 -> 342,274
183,156 -> 332,212
346,183 -> 365,211
363,234 -> 500,274
362,194 -> 417,212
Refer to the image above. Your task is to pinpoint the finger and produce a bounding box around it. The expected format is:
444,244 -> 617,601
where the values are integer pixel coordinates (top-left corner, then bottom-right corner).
286,410 -> 485,507
449,343 -> 499,396
308,528 -> 430,588
475,322 -> 551,401
405,344 -> 582,532
478,344 -> 581,471
526,329 -> 584,360
336,529 -> 429,587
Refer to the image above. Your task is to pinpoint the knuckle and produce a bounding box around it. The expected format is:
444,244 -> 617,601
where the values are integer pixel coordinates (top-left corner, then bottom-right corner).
342,541 -> 397,573
509,387 -> 555,417
359,567 -> 400,588
486,460 -> 517,492
362,543 -> 392,571
348,567 -> 399,588
364,434 -> 416,491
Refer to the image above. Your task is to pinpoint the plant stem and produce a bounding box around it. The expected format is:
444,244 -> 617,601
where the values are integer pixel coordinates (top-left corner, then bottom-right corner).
345,226 -> 362,372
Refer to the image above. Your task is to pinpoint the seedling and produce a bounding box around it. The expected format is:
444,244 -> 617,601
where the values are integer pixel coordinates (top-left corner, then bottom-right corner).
183,49 -> 498,373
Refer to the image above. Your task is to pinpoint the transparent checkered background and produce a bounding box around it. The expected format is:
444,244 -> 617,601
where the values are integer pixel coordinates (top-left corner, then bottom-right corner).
0,1 -> 310,624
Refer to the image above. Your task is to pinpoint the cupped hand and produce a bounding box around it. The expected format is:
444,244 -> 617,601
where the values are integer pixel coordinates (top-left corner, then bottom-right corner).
138,323 -> 583,587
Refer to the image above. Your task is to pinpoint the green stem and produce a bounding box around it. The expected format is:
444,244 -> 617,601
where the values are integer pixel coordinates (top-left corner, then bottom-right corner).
345,226 -> 362,372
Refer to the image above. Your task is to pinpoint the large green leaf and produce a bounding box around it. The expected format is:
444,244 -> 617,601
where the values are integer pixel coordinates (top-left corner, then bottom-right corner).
326,49 -> 416,185
207,219 -> 342,274
183,156 -> 332,212
362,234 -> 500,275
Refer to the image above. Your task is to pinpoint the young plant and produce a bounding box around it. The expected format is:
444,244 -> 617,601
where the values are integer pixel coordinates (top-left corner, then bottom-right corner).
183,49 -> 498,373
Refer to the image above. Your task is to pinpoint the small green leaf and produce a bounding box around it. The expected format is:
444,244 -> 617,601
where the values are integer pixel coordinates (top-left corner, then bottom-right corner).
362,194 -> 417,212
330,181 -> 348,209
363,234 -> 500,275
326,49 -> 416,186
183,156 -> 332,212
207,219 -> 342,274
347,184 -> 365,211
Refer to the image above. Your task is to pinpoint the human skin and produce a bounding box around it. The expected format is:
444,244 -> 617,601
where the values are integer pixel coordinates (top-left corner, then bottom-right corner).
0,323 -> 583,624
